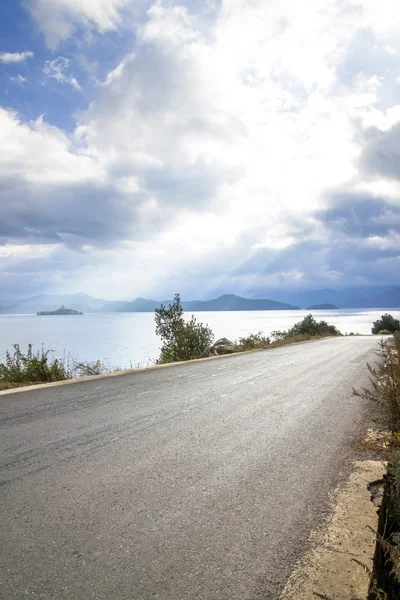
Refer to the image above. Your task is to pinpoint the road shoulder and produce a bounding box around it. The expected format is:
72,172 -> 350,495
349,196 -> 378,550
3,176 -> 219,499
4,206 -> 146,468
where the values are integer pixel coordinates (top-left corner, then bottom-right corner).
280,457 -> 385,600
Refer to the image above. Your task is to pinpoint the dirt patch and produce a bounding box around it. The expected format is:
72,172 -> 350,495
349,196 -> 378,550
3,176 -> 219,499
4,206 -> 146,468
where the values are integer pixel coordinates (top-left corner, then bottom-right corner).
280,460 -> 386,600
358,428 -> 390,457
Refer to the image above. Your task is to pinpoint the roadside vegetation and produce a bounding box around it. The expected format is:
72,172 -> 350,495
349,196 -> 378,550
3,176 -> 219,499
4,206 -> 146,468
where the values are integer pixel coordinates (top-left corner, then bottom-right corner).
0,296 -> 356,388
236,332 -> 271,351
154,294 -> 342,363
372,314 -> 400,335
353,331 -> 400,598
271,313 -> 341,341
0,344 -> 70,390
0,345 -> 110,391
155,293 -> 215,363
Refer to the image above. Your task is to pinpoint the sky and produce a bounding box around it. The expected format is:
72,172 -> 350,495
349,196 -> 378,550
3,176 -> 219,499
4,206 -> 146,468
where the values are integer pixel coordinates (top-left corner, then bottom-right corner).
0,0 -> 400,301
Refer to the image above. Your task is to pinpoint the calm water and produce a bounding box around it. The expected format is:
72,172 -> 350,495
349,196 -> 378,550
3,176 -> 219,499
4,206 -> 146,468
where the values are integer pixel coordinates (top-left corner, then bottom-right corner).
0,309 -> 398,370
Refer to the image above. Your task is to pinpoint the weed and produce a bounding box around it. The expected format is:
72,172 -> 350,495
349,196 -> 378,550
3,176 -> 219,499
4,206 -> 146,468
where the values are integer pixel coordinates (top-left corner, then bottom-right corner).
236,332 -> 270,351
354,332 -> 400,598
72,359 -> 106,377
0,344 -> 70,386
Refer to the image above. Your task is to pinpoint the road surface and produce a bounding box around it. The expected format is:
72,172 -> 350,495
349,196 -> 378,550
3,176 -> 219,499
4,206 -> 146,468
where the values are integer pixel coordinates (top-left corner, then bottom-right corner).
0,336 -> 378,600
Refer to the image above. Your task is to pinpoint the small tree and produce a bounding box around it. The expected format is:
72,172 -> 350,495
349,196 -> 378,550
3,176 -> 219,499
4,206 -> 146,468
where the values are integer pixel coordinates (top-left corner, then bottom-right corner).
271,315 -> 341,340
155,294 -> 214,363
289,314 -> 340,337
372,314 -> 400,335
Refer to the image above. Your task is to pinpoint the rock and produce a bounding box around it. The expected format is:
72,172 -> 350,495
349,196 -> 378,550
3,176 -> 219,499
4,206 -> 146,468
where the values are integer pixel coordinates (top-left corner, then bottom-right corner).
367,478 -> 385,508
210,338 -> 236,356
213,345 -> 236,355
213,337 -> 234,347
201,338 -> 236,358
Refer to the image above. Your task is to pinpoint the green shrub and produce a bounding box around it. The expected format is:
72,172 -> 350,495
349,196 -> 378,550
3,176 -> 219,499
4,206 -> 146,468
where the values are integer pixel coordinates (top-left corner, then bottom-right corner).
236,332 -> 270,351
155,294 -> 214,364
353,332 -> 400,431
354,333 -> 400,596
288,314 -> 341,337
0,344 -> 70,385
378,329 -> 392,335
372,314 -> 400,335
271,314 -> 341,341
387,448 -> 400,530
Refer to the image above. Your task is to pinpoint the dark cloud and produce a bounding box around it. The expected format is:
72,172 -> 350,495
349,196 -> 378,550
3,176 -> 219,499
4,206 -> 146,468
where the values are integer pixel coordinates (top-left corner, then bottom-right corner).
0,177 -> 146,247
227,191 -> 400,292
0,245 -> 100,302
360,123 -> 400,181
316,193 -> 400,238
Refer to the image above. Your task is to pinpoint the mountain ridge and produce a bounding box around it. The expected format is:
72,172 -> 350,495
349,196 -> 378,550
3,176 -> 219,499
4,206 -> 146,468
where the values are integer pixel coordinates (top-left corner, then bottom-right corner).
0,293 -> 298,314
252,286 -> 400,309
1,286 -> 400,314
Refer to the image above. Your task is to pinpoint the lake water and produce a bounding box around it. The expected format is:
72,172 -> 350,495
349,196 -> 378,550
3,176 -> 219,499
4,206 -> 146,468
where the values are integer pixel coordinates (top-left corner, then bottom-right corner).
0,309 -> 398,370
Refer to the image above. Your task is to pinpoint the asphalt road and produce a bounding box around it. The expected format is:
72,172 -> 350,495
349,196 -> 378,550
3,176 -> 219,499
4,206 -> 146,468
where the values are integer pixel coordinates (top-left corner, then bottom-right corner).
0,336 -> 378,600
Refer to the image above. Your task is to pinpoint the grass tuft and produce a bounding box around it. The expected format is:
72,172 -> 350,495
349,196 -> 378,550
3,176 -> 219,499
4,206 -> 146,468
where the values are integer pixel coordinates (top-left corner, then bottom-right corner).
354,332 -> 400,598
0,344 -> 70,388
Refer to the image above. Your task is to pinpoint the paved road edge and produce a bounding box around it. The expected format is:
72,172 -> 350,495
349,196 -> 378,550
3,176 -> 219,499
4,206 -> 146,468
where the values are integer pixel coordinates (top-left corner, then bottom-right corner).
0,337 -> 340,397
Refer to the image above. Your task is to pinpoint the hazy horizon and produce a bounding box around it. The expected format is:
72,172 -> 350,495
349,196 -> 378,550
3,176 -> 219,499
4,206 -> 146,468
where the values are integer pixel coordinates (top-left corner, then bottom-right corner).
2,285 -> 400,309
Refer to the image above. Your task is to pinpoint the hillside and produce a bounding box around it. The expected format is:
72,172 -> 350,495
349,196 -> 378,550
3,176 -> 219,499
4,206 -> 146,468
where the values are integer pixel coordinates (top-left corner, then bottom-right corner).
182,295 -> 298,311
0,293 -> 298,313
2,286 -> 400,314
252,286 -> 400,309
114,295 -> 299,312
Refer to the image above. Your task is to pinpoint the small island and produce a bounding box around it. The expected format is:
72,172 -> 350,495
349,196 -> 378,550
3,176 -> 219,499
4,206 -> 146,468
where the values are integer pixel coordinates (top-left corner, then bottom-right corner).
306,303 -> 338,310
37,305 -> 83,316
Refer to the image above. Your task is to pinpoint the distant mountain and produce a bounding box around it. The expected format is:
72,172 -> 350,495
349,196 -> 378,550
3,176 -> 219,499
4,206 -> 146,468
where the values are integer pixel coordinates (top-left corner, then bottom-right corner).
181,294 -> 298,311
252,286 -> 400,309
0,293 -> 298,314
128,297 -> 171,312
0,293 -> 107,314
112,294 -> 299,312
2,286 -> 399,314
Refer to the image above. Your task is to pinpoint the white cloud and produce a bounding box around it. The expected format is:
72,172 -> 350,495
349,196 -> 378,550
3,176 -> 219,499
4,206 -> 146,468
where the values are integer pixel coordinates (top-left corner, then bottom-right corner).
26,0 -> 133,49
3,0 -> 400,298
69,0 -> 400,296
0,51 -> 33,64
9,75 -> 27,83
0,108 -> 99,185
43,57 -> 81,90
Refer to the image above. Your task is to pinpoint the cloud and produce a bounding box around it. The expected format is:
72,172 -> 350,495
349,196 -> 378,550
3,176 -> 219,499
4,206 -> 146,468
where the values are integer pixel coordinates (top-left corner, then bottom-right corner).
0,244 -> 103,302
2,0 -> 400,299
9,75 -> 27,83
317,194 -> 400,239
43,57 -> 81,90
360,122 -> 400,181
0,51 -> 34,64
25,0 -> 133,49
0,108 -> 165,250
